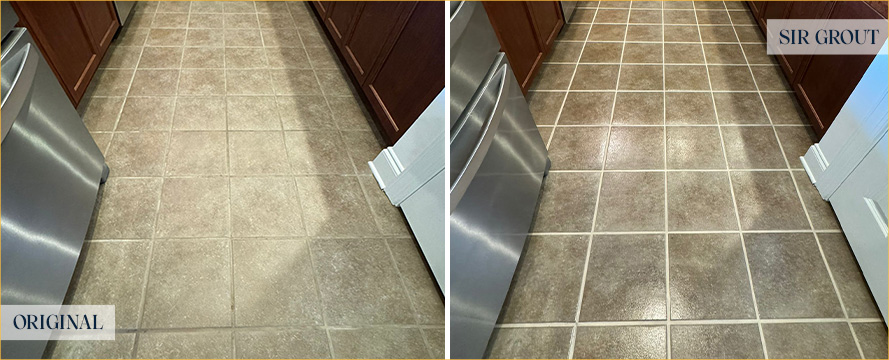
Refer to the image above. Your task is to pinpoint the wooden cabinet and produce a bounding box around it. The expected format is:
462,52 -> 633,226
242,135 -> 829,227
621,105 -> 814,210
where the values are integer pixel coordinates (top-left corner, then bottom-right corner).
483,1 -> 564,94
11,1 -> 119,107
746,1 -> 887,137
311,1 -> 444,144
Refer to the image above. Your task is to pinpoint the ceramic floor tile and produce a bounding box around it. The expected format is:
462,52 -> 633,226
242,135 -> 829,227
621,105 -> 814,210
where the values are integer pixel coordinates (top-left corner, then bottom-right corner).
232,239 -> 321,326
228,131 -> 291,175
735,25 -> 765,42
760,92 -> 808,125
595,9 -> 629,23
570,8 -> 597,23
699,25 -> 738,42
276,96 -> 336,130
90,178 -> 162,239
745,233 -> 845,318
670,324 -> 764,359
234,329 -> 331,359
819,233 -> 882,318
559,92 -> 614,125
500,235 -> 588,323
225,47 -> 269,69
141,239 -> 232,328
572,64 -> 621,90
138,46 -> 183,69
532,64 -> 576,90
665,126 -> 725,169
670,233 -> 755,319
793,171 -> 841,230
712,92 -> 769,124
548,127 -> 609,170
751,65 -> 790,91
664,43 -> 705,63
730,10 -> 758,25
424,329 -> 446,359
230,177 -> 305,237
101,46 -> 143,69
559,23 -> 593,41
703,43 -> 746,64
665,92 -> 716,124
531,172 -> 599,233
708,65 -> 756,91
853,323 -> 889,359
665,10 -> 697,25
762,323 -> 860,359
721,126 -> 787,169
182,47 -> 225,68
605,126 -> 664,170
130,70 -> 180,96
117,97 -> 176,130
315,69 -> 354,95
185,29 -> 224,46
612,92 -> 664,125
595,171 -> 665,231
135,331 -> 232,359
146,29 -> 186,46
697,10 -> 732,24
266,47 -> 311,68
742,43 -> 777,65
580,234 -> 666,321
178,69 -> 226,95
665,1 -> 694,9
157,1 -> 190,13
47,333 -> 136,359
665,65 -> 710,90
164,131 -> 227,175
618,65 -> 663,90
172,96 -> 226,130
225,69 -> 275,95
305,46 -> 339,69
623,42 -> 663,63
296,176 -> 379,237
284,131 -> 353,174
326,96 -> 374,131
225,13 -> 260,29
116,27 -> 150,47
580,42 -> 623,63
528,92 -> 565,126
775,126 -> 817,166
731,171 -> 810,230
87,69 -> 134,97
188,13 -> 225,29
667,172 -> 738,231
66,241 -> 150,329
664,25 -> 700,42
486,327 -> 573,359
154,177 -> 230,238
310,238 -> 414,325
79,97 -> 124,131
226,96 -> 282,130
341,131 -> 384,174
387,238 -> 445,324
573,326 -> 666,359
330,328 -> 431,359
270,69 -> 322,95
105,132 -> 170,177
224,1 -> 256,13
626,24 -> 662,41
223,29 -> 262,46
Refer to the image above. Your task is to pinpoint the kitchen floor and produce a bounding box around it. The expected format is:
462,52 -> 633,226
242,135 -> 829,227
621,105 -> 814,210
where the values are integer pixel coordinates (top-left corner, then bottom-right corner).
46,1 -> 443,358
490,1 -> 887,359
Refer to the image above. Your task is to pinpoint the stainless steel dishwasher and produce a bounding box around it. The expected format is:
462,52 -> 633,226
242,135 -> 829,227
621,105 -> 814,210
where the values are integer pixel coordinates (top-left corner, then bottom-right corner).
1,8 -> 109,357
450,2 -> 551,358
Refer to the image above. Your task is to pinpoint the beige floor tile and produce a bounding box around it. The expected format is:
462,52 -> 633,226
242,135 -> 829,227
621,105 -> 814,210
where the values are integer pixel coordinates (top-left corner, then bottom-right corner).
105,132 -> 170,176
284,131 -> 353,174
151,13 -> 188,28
141,239 -> 232,328
156,1 -> 190,13
100,46 -> 143,69
261,28 -> 303,47
90,178 -> 162,239
388,238 -> 445,324
574,326 -> 667,358
164,132 -> 228,175
225,69 -> 275,95
329,328 -> 430,359
487,327 -> 573,359
595,172 -> 665,231
172,96 -> 226,130
146,29 -> 186,46
178,69 -> 225,95
358,175 -> 410,236
154,178 -> 230,238
225,47 -> 268,69
276,95 -> 337,130
234,329 -> 330,359
188,13 -> 224,29
230,177 -> 305,237
315,69 -> 353,95
228,131 -> 291,174
232,239 -> 321,326
270,69 -> 322,95
181,47 -> 224,68
190,1 -> 224,13
225,13 -> 259,29
130,70 -> 180,96
88,69 -> 135,97
266,47 -> 311,68
305,46 -> 338,69
225,29 -> 264,47
296,176 -> 379,236
326,96 -> 373,131
135,331 -> 232,359
47,333 -> 136,359
117,97 -> 175,131
79,97 -> 124,131
340,131 -> 383,174
226,96 -> 282,130
185,29 -> 224,46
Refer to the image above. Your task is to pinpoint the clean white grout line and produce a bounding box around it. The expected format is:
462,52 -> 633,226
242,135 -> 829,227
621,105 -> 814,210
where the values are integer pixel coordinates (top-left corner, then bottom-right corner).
724,7 -> 868,359
661,2 -> 671,357
692,2 -> 769,359
496,317 -> 885,329
563,7 -> 602,359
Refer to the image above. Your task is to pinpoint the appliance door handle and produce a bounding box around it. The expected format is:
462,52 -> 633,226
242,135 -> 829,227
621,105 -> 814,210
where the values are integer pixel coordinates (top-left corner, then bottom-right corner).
2,43 -> 39,139
450,64 -> 510,212
449,1 -> 469,48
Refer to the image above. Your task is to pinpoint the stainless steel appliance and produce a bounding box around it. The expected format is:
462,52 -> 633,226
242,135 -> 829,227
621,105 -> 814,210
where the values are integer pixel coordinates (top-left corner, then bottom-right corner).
561,1 -> 578,22
450,2 -> 550,358
1,4 -> 109,357
113,1 -> 136,27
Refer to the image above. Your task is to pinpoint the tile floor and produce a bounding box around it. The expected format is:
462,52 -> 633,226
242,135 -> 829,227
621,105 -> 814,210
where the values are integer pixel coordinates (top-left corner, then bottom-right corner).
46,1 -> 443,358
492,1 -> 888,359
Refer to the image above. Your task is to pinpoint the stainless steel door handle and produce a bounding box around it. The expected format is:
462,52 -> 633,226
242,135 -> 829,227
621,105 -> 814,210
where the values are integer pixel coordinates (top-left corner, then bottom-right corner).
450,64 -> 510,212
2,43 -> 39,141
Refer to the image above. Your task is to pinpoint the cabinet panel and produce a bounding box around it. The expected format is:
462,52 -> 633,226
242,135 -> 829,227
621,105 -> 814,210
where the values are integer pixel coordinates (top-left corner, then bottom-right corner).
342,2 -> 408,81
795,1 -> 884,136
74,2 -> 118,49
325,1 -> 360,44
364,2 -> 444,142
527,1 -> 563,49
779,2 -> 833,81
483,2 -> 544,93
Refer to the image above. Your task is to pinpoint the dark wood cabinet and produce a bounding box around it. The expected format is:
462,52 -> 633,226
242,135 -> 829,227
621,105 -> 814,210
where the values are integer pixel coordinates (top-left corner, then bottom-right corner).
11,1 -> 119,107
483,1 -> 564,94
311,1 -> 444,144
746,1 -> 887,137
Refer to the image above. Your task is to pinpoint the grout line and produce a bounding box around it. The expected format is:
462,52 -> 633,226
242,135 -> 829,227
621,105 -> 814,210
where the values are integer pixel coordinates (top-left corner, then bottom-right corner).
660,2 -> 670,357
496,317 -> 885,328
692,2 -> 770,359
725,7 -> 867,359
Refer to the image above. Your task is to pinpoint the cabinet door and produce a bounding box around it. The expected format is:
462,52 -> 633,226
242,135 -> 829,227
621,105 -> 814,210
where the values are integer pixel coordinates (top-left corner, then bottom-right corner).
11,1 -> 119,106
794,1 -> 884,136
778,2 -> 833,81
760,1 -> 790,33
312,1 -> 331,18
527,1 -> 563,50
325,1 -> 360,45
483,2 -> 545,93
340,2 -> 412,83
363,2 -> 444,143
